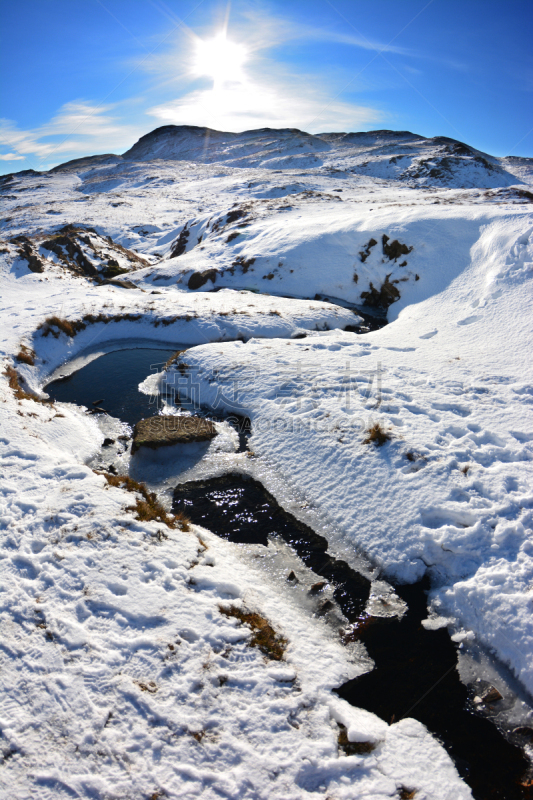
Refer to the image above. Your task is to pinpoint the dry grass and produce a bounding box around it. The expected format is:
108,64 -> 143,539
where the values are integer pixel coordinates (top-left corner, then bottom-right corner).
363,423 -> 392,447
399,789 -> 417,800
15,346 -> 35,366
219,605 -> 287,661
100,472 -> 190,530
37,315 -> 85,338
460,464 -> 470,476
4,365 -> 51,404
164,349 -> 186,369
37,312 -> 143,339
337,723 -> 376,755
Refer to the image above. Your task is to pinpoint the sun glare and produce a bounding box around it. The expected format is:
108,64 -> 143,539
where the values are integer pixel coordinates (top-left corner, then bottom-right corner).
193,32 -> 247,84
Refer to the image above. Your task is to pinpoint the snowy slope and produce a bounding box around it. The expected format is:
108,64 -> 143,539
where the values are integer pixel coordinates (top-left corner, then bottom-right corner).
1,124 -> 533,799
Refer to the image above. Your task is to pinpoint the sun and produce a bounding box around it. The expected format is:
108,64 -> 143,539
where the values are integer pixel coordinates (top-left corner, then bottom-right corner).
192,32 -> 247,85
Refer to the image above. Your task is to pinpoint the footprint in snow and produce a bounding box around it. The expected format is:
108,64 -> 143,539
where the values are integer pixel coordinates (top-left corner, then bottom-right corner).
456,315 -> 480,326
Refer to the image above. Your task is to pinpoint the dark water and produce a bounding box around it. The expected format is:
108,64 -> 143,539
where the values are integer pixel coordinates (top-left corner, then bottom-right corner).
173,473 -> 530,800
173,473 -> 371,619
46,348 -> 178,427
46,348 -> 531,798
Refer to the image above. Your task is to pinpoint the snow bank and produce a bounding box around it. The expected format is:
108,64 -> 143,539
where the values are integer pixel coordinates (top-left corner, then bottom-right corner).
175,211 -> 533,696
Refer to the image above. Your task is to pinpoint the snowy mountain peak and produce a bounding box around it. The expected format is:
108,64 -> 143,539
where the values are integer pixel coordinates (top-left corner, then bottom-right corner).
117,124 -> 531,187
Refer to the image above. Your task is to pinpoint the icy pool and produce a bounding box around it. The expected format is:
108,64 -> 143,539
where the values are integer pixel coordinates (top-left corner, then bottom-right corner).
46,346 -> 179,426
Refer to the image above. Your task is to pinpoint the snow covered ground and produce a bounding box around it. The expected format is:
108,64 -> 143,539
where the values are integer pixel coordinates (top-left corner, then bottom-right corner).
1,125 -> 532,798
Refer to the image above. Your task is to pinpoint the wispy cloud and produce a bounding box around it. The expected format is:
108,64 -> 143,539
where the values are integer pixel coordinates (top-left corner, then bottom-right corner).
141,9 -> 388,134
147,75 -> 383,133
0,103 -> 144,169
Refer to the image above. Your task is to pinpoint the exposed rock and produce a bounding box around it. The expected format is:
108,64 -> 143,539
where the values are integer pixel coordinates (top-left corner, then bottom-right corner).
11,236 -> 45,273
226,206 -> 248,224
132,415 -> 217,454
359,237 -> 377,262
481,685 -> 503,704
170,227 -> 190,258
100,278 -> 137,289
360,276 -> 401,309
188,269 -> 217,290
231,256 -> 255,273
382,234 -> 413,261
37,225 -> 148,279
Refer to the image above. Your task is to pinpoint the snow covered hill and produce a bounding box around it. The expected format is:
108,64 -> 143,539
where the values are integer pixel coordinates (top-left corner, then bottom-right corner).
1,125 -> 533,799
33,124 -> 532,188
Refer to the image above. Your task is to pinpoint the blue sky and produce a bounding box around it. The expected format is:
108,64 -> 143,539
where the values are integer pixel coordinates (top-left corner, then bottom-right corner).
1,0 -> 532,173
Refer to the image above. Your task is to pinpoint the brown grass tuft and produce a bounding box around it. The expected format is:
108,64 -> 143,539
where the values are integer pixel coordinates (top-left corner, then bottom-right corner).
100,472 -> 190,530
37,312 -> 144,339
219,605 -> 287,661
363,423 -> 392,447
4,365 -> 51,404
337,723 -> 376,755
16,346 -> 35,366
38,316 -> 86,338
164,349 -> 186,369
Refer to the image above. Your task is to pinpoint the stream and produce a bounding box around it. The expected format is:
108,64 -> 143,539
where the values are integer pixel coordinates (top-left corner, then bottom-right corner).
45,344 -> 533,800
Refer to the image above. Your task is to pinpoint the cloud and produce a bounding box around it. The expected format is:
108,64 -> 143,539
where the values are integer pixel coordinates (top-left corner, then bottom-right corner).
147,76 -> 383,133
141,9 -> 387,134
0,103 -> 144,168
224,8 -> 411,55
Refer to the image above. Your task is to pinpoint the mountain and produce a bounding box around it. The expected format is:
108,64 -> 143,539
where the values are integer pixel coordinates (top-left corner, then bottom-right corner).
44,124 -> 533,189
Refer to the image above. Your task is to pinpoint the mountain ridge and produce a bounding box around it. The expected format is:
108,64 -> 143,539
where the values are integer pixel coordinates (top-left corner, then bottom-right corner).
2,124 -> 533,189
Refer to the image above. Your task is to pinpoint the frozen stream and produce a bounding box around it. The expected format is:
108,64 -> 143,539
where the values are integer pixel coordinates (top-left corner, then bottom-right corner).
45,346 -> 533,800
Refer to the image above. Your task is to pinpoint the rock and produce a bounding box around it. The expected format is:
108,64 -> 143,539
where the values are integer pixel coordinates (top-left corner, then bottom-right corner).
170,227 -> 190,258
317,599 -> 334,615
11,236 -> 45,273
382,234 -> 413,261
310,581 -> 327,594
101,278 -> 137,289
360,276 -> 401,309
132,415 -> 217,454
103,438 -> 115,447
481,686 -> 503,703
188,269 -> 217,290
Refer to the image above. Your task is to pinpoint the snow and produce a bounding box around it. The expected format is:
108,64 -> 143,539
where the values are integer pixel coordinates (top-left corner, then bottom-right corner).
1,123 -> 533,798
